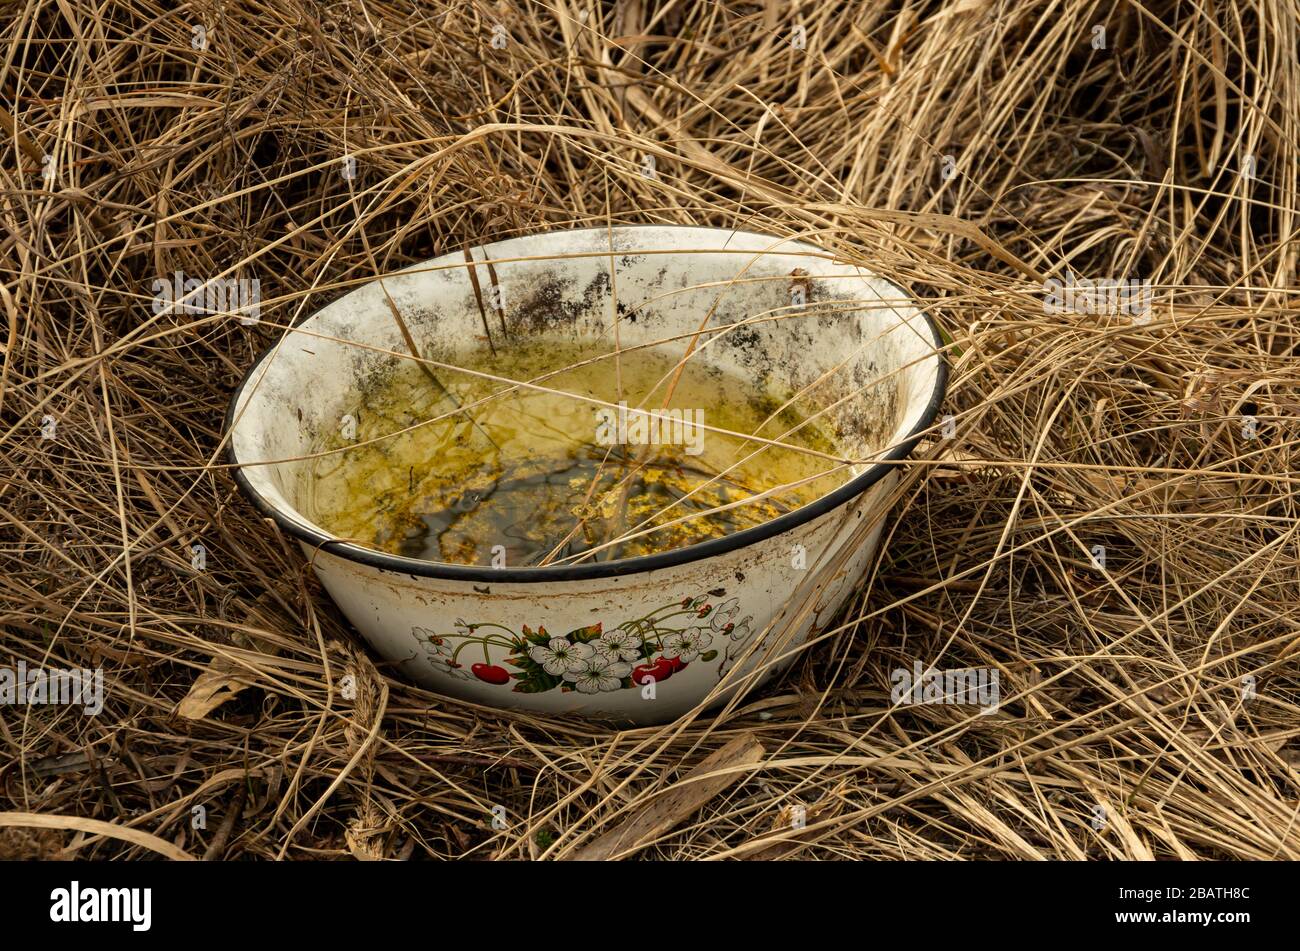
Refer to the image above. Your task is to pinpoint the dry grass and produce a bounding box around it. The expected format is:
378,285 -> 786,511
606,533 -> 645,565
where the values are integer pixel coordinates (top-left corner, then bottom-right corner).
2,0 -> 1299,860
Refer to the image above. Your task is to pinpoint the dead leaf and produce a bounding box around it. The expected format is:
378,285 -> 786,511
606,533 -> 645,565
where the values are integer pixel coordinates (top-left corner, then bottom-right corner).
177,656 -> 257,720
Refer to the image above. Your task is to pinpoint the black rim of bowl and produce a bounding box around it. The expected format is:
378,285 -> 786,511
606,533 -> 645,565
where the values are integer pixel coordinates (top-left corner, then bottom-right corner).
223,225 -> 950,583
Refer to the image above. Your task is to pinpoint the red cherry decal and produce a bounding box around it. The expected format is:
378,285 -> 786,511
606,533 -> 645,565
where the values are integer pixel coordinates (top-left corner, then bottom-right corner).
662,656 -> 687,675
632,663 -> 660,685
471,663 -> 510,685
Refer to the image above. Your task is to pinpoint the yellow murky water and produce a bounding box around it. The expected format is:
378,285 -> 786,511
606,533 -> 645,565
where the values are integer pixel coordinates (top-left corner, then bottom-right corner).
303,340 -> 851,566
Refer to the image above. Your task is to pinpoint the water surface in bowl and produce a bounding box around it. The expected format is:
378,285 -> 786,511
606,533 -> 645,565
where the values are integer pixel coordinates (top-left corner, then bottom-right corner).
302,339 -> 852,566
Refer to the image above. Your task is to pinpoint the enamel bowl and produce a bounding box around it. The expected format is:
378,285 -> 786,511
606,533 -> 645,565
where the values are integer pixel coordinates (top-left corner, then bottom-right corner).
224,225 -> 946,724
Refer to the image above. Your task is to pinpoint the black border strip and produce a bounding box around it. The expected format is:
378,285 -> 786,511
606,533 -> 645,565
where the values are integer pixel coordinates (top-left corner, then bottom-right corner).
222,225 -> 949,583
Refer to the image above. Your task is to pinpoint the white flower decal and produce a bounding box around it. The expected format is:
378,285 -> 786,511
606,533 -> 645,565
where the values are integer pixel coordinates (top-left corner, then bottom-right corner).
412,627 -> 472,680
711,598 -> 741,632
594,629 -> 641,663
413,626 -> 448,654
716,616 -> 761,684
663,627 -> 713,662
563,655 -> 632,693
528,637 -> 593,675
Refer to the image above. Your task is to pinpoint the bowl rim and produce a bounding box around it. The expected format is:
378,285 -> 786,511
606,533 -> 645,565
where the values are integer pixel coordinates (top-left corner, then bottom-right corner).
223,224 -> 949,583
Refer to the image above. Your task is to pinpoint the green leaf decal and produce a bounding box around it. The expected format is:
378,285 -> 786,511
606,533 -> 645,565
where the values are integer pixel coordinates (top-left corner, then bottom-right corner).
568,622 -> 603,643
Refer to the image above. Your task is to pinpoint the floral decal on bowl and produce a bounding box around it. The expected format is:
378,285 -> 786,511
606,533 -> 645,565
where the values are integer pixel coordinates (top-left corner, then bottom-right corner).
410,593 -> 754,694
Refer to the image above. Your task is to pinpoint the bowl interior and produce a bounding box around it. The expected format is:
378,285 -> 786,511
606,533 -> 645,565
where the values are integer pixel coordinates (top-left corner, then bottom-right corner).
226,226 -> 942,555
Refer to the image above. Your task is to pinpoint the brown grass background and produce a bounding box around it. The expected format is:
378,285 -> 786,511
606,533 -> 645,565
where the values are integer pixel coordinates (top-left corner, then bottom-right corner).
2,0 -> 1298,859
